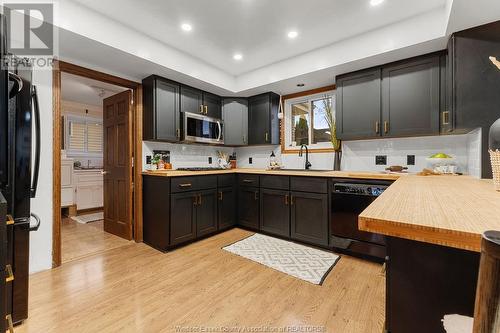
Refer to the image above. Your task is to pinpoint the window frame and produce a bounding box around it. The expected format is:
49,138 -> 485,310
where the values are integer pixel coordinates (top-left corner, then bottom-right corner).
281,89 -> 336,154
64,114 -> 104,158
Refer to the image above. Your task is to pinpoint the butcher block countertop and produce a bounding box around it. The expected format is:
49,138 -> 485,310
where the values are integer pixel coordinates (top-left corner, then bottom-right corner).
359,175 -> 500,252
142,168 -> 402,180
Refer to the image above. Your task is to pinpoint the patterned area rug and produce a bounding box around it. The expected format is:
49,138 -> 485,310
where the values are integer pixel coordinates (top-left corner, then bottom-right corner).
71,212 -> 104,224
223,233 -> 340,285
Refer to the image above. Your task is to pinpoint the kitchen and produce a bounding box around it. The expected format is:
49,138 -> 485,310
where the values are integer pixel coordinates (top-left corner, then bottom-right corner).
1,1 -> 500,333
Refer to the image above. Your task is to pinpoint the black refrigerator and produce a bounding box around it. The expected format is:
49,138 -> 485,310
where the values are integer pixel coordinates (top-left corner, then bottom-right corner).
0,13 -> 41,329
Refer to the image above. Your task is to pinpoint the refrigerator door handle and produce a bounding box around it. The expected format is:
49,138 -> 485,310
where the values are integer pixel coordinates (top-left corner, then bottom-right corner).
8,72 -> 23,98
30,85 -> 41,198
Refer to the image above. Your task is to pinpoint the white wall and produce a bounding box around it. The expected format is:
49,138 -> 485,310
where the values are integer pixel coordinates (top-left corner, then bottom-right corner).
30,68 -> 53,273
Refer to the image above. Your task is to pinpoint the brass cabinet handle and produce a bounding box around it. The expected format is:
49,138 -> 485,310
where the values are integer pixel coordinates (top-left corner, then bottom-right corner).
375,121 -> 380,134
290,195 -> 294,205
384,121 -> 389,134
6,314 -> 14,333
179,183 -> 192,188
219,191 -> 223,201
243,135 -> 246,144
193,195 -> 198,206
442,111 -> 450,125
243,179 -> 254,183
6,214 -> 14,226
254,191 -> 258,200
176,128 -> 180,138
204,105 -> 208,115
5,264 -> 14,283
285,194 -> 289,205
199,105 -> 204,113
265,132 -> 269,142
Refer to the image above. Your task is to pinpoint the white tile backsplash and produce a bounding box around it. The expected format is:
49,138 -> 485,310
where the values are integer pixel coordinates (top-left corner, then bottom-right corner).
143,130 -> 482,176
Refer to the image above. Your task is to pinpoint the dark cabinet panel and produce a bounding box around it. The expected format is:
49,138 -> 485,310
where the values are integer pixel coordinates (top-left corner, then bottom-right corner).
142,76 -> 180,142
290,177 -> 327,194
217,174 -> 235,188
196,189 -> 217,237
238,186 -> 259,229
180,85 -> 203,115
260,189 -> 290,237
382,55 -> 440,137
290,192 -> 329,247
260,175 -> 289,190
218,186 -> 236,230
238,174 -> 259,187
336,69 -> 382,140
222,98 -> 248,145
248,93 -> 280,145
142,176 -> 170,250
203,92 -> 222,119
170,192 -> 197,245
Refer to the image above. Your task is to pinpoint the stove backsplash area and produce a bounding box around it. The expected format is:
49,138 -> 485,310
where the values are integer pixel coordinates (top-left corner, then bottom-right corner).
143,129 -> 481,177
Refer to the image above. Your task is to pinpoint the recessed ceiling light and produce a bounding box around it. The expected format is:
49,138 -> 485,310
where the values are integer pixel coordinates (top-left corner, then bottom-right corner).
233,53 -> 243,61
370,0 -> 384,6
297,83 -> 305,87
287,31 -> 298,39
181,23 -> 192,32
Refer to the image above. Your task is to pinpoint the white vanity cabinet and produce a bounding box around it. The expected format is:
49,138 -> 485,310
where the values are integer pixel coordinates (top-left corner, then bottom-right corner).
75,170 -> 103,210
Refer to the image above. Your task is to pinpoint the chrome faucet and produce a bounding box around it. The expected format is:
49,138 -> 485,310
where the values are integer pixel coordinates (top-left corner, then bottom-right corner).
299,144 -> 312,170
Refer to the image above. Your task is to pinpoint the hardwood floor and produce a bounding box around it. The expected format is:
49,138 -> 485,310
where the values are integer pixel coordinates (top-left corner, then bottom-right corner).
18,228 -> 385,333
61,216 -> 132,263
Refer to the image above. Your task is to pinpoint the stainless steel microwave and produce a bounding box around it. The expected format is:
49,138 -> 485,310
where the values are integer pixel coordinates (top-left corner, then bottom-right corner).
183,112 -> 224,144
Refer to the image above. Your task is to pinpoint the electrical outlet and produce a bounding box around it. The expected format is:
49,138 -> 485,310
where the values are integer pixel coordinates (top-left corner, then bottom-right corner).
249,157 -> 253,164
208,157 -> 212,164
407,155 -> 416,165
146,155 -> 152,164
375,155 -> 387,165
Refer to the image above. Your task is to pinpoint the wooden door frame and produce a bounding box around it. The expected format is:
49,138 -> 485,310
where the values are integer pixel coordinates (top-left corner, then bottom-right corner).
52,60 -> 143,268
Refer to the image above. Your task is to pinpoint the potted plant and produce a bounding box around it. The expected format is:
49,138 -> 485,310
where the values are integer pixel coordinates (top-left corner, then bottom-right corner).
324,97 -> 342,170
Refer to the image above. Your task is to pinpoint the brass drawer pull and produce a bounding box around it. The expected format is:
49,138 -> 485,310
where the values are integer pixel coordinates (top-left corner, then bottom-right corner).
242,179 -> 254,183
6,215 -> 14,226
285,194 -> 289,205
265,132 -> 269,142
192,195 -> 198,206
6,314 -> 13,333
204,105 -> 208,115
442,111 -> 450,125
384,121 -> 389,134
290,195 -> 294,205
5,265 -> 14,283
254,191 -> 259,201
219,191 -> 223,201
375,121 -> 380,134
179,183 -> 192,188
199,105 -> 204,114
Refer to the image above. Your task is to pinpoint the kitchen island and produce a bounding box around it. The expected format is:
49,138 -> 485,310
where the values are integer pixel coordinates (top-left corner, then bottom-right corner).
359,175 -> 500,333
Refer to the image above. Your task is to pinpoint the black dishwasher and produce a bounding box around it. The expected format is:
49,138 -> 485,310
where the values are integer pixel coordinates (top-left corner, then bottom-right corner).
331,179 -> 392,261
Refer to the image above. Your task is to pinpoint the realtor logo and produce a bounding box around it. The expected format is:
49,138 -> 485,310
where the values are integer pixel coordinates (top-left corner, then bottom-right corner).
4,3 -> 54,55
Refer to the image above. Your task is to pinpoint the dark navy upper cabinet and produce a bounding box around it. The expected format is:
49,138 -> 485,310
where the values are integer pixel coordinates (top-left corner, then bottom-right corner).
180,85 -> 222,119
336,69 -> 382,140
222,98 -> 248,146
142,75 -> 181,142
381,55 -> 440,137
248,92 -> 280,145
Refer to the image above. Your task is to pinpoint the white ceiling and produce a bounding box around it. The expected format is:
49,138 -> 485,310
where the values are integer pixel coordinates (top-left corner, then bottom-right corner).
70,0 -> 447,76
61,72 -> 128,107
51,0 -> 500,96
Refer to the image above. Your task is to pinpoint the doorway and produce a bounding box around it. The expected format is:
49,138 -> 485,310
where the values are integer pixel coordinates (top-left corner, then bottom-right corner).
52,61 -> 143,267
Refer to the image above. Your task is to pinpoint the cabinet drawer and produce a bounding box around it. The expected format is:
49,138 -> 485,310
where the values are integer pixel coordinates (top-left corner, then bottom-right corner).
290,177 -> 328,193
197,176 -> 217,190
218,174 -> 235,188
171,177 -> 197,193
238,174 -> 259,187
76,172 -> 103,183
260,175 -> 289,190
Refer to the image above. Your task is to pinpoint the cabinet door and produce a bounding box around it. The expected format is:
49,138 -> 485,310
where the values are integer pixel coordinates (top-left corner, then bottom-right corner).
196,189 -> 218,237
156,79 -> 180,141
223,98 -> 248,145
336,69 -> 382,140
440,53 -> 453,134
218,186 -> 236,230
238,186 -> 260,229
290,192 -> 329,247
0,193 -> 5,333
92,185 -> 103,208
180,85 -> 203,114
170,192 -> 197,245
203,92 -> 222,119
260,189 -> 290,237
76,185 -> 94,210
248,94 -> 270,145
382,55 -> 440,137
